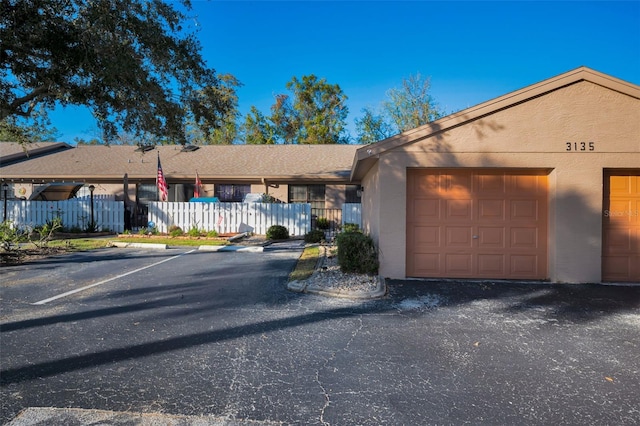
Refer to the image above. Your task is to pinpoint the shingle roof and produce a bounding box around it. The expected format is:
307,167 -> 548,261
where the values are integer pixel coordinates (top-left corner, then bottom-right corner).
1,143 -> 363,184
0,142 -> 72,166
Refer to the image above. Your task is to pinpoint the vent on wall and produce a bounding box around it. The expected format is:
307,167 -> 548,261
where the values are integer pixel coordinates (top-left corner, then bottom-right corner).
180,145 -> 200,152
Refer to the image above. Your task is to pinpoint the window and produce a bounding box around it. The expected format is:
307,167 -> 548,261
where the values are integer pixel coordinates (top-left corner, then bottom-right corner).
289,184 -> 325,209
137,183 -> 159,204
215,184 -> 250,202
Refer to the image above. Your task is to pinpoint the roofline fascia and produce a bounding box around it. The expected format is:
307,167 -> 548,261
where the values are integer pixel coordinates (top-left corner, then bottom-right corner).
0,142 -> 73,165
0,174 -> 356,184
350,66 -> 640,180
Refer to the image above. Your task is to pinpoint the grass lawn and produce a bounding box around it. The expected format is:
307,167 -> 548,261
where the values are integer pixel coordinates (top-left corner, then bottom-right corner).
114,236 -> 227,247
47,238 -> 114,251
289,245 -> 320,282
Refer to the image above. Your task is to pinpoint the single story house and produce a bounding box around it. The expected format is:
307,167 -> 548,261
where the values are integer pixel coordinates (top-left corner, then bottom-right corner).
2,67 -> 638,283
351,67 -> 639,283
0,144 -> 363,227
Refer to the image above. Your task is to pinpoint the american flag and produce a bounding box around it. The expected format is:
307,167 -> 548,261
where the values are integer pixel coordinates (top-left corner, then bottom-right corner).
157,155 -> 169,201
194,171 -> 202,198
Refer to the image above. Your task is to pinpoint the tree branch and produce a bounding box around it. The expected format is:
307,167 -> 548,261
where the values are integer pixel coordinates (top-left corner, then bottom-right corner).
7,85 -> 52,118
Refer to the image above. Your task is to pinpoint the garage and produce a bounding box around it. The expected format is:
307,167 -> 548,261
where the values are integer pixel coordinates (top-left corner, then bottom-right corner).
352,67 -> 639,283
602,171 -> 640,282
407,169 -> 548,280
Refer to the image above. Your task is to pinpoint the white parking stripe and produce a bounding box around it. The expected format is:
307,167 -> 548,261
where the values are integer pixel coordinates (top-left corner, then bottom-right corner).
32,250 -> 196,305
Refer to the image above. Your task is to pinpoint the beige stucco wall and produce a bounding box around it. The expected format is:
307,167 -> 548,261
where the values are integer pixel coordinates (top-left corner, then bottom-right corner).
367,81 -> 640,283
261,184 -> 288,203
325,185 -> 346,209
361,161 -> 380,238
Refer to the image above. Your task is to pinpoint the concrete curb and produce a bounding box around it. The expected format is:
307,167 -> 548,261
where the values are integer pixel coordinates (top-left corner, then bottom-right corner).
287,243 -> 387,300
303,276 -> 387,300
287,280 -> 308,293
110,241 -> 168,250
109,241 -> 264,253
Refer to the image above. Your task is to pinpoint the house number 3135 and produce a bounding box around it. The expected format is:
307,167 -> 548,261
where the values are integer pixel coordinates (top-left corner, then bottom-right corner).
566,142 -> 595,151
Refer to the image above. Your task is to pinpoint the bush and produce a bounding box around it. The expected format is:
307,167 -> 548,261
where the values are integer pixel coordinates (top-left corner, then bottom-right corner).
262,193 -> 278,203
266,225 -> 289,240
206,230 -> 219,238
315,217 -> 330,230
304,229 -> 325,243
139,226 -> 158,235
1,220 -> 26,251
32,217 -> 63,246
336,231 -> 378,274
342,223 -> 360,233
187,226 -> 201,237
169,225 -> 183,237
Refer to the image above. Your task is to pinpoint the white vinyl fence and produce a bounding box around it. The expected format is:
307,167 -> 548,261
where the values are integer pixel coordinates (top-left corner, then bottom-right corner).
1,200 -> 361,237
342,203 -> 362,227
1,200 -> 125,233
148,202 -> 313,236
76,194 -> 117,201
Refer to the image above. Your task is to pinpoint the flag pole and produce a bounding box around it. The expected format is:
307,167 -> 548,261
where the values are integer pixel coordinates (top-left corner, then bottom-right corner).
156,152 -> 160,202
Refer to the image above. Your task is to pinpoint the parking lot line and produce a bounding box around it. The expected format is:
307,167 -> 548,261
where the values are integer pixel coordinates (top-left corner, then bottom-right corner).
32,250 -> 197,305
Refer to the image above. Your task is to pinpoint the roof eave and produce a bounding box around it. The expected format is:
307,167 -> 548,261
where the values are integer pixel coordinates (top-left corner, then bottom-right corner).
0,142 -> 72,165
349,66 -> 640,179
1,173 -> 355,184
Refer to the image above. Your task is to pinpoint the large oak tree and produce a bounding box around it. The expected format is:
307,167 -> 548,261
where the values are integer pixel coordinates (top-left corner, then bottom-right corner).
0,0 -> 235,144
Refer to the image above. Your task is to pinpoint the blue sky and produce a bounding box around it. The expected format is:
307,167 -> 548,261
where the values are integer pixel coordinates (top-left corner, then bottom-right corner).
49,0 -> 640,143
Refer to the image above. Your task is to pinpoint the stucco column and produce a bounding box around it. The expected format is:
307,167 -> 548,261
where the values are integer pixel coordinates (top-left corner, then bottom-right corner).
551,161 -> 603,283
377,157 -> 407,279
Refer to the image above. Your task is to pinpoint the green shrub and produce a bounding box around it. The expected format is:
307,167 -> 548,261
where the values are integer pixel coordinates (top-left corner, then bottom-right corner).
266,225 -> 289,240
169,225 -> 184,237
262,193 -> 278,203
84,221 -> 98,233
315,217 -> 330,230
336,231 -> 378,274
342,223 -> 360,233
304,229 -> 325,243
139,226 -> 158,235
187,226 -> 201,237
1,220 -> 26,250
32,217 -> 63,246
206,230 -> 219,238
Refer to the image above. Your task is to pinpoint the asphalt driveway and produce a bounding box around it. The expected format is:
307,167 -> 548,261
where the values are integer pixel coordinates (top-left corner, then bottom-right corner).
1,245 -> 639,425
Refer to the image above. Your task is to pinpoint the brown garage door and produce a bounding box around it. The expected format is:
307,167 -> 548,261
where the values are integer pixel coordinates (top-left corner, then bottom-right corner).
407,169 -> 548,279
602,172 -> 640,282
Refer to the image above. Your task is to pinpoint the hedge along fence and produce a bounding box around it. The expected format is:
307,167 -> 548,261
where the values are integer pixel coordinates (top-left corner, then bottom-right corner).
148,202 -> 313,236
1,200 -> 125,233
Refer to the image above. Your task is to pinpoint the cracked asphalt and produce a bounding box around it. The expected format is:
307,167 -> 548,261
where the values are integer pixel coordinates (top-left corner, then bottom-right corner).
1,243 -> 639,425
